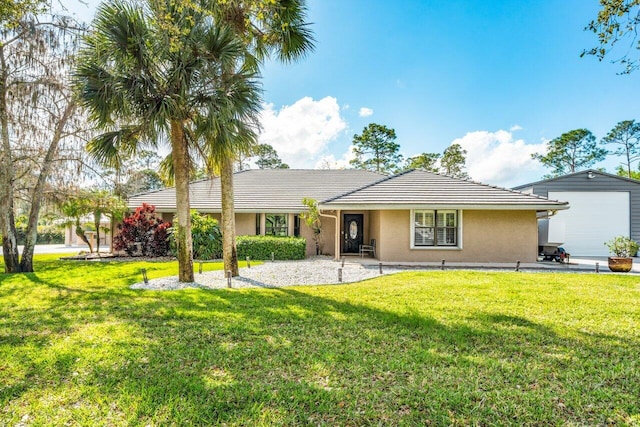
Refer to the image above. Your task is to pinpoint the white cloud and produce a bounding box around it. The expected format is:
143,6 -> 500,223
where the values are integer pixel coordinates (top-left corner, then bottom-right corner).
358,107 -> 374,117
259,97 -> 347,168
510,124 -> 523,132
315,146 -> 356,170
451,129 -> 546,187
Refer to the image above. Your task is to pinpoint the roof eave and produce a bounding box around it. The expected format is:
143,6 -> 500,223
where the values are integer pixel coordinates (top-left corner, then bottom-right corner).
318,203 -> 569,211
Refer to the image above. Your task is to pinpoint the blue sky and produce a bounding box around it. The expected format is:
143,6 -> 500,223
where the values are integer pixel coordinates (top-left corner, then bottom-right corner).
69,0 -> 639,187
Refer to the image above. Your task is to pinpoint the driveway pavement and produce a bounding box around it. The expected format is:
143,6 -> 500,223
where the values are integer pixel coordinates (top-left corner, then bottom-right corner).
353,255 -> 640,273
1,244 -> 97,255
568,256 -> 640,273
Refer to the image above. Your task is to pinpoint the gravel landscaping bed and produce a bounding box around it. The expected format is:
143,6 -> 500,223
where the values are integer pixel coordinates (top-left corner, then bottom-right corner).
131,256 -> 402,291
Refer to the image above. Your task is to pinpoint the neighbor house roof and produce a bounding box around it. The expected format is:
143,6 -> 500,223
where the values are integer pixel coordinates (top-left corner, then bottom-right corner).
319,169 -> 568,211
512,168 -> 640,190
127,169 -> 384,213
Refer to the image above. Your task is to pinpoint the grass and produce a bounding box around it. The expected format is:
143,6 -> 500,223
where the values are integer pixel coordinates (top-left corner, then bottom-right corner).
1,254 -> 639,425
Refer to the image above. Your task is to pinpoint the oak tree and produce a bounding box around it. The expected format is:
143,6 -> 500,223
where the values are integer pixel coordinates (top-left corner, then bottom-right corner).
583,0 -> 640,73
1,8 -> 87,272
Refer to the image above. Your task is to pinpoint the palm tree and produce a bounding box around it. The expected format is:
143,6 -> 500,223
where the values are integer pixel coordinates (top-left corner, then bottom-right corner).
205,0 -> 316,276
196,67 -> 262,276
75,0 -> 252,282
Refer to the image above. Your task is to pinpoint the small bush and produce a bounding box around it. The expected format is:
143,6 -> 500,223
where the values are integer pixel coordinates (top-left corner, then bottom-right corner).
170,211 -> 222,260
114,204 -> 171,257
13,220 -> 64,245
605,235 -> 639,257
16,229 -> 64,245
237,235 -> 306,260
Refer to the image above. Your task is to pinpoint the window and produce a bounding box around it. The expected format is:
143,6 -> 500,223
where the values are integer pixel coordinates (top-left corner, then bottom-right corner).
413,210 -> 458,247
265,214 -> 288,236
255,214 -> 261,235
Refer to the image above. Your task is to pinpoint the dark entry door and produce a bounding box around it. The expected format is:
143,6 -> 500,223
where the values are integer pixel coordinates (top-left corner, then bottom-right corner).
343,214 -> 363,254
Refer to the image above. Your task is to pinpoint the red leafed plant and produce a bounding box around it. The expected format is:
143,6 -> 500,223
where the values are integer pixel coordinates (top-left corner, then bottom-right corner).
113,204 -> 171,257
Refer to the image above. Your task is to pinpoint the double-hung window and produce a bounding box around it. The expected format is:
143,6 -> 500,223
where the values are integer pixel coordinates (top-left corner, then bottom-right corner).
413,210 -> 458,247
265,214 -> 288,236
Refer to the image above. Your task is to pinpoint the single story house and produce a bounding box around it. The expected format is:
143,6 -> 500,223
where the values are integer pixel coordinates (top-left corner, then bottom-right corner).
127,169 -> 568,263
513,169 -> 640,256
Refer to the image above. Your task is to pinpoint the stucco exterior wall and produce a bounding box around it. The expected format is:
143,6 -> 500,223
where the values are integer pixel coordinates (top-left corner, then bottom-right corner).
376,209 -> 538,262
299,216 -> 335,257
369,210 -> 380,252
64,223 -> 112,249
235,213 -> 256,236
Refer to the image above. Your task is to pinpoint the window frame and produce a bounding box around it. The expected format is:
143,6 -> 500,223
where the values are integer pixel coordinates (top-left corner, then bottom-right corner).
265,213 -> 288,236
410,209 -> 462,249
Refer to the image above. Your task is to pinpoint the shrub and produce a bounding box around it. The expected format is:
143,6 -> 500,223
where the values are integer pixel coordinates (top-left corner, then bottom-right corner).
191,212 -> 222,260
14,218 -> 64,245
605,235 -> 639,257
237,235 -> 306,260
15,229 -> 64,245
170,211 -> 222,260
114,204 -> 171,257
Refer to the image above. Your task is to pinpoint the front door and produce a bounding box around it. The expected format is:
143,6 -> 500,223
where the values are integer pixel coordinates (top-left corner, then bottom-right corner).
343,214 -> 363,254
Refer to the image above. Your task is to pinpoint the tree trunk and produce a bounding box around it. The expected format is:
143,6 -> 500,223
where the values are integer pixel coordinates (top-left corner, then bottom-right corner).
1,211 -> 20,273
94,215 -> 101,254
221,155 -> 239,276
0,46 -> 20,273
170,120 -> 194,282
20,101 -> 76,272
75,221 -> 93,253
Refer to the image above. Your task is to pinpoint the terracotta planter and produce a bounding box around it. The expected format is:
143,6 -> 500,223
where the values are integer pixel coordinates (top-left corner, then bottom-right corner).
608,257 -> 633,273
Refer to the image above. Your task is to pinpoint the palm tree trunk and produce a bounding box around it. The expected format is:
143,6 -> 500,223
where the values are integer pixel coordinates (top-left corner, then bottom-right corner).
170,120 -> 194,282
221,155 -> 239,276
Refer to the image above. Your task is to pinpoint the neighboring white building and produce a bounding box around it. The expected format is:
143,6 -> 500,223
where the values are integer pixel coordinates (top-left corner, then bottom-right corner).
514,169 -> 640,256
64,218 -> 113,250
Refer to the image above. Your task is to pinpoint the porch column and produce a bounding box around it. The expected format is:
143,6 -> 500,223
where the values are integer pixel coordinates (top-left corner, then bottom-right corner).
260,213 -> 266,236
335,209 -> 341,260
288,213 -> 295,236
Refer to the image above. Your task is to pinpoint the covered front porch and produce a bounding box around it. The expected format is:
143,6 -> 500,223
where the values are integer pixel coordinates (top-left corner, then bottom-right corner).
321,210 -> 378,260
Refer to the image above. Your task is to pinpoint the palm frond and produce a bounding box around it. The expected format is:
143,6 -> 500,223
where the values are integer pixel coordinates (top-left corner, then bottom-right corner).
86,126 -> 144,169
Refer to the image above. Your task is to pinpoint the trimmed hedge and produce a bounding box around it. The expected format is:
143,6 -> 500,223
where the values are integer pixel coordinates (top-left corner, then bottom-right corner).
16,230 -> 64,245
237,235 -> 306,260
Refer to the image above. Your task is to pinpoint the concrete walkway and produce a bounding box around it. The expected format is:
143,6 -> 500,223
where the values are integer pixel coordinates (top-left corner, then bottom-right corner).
0,244 -> 102,255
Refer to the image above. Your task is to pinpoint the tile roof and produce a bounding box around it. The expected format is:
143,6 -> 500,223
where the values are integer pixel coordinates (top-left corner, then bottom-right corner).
127,169 -> 385,212
512,168 -> 640,189
128,169 -> 567,213
320,169 -> 568,211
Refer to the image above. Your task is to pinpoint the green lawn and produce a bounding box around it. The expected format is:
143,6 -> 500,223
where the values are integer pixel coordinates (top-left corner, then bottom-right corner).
1,254 -> 639,425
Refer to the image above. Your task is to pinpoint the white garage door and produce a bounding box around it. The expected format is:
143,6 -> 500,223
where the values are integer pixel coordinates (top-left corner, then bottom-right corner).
548,191 -> 630,256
